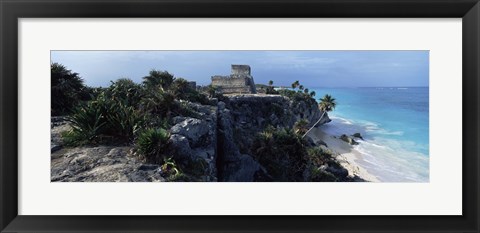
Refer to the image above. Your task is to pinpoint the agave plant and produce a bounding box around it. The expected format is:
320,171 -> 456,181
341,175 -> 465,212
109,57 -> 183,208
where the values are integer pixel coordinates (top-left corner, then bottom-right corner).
105,101 -> 144,142
64,101 -> 107,145
135,127 -> 170,164
108,78 -> 143,107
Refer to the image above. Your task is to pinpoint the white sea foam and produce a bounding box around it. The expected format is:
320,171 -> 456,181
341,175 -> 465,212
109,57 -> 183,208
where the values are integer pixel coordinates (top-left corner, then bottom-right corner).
324,115 -> 429,182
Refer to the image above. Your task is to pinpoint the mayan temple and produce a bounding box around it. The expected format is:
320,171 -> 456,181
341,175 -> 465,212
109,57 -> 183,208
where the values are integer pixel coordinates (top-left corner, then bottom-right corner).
211,65 -> 257,94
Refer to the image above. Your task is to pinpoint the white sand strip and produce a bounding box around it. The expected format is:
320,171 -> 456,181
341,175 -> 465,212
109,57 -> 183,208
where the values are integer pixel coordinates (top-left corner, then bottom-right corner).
308,127 -> 379,182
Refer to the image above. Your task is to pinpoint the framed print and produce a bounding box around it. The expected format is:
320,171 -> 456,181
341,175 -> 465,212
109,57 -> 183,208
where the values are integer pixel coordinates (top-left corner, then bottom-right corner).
1,0 -> 479,232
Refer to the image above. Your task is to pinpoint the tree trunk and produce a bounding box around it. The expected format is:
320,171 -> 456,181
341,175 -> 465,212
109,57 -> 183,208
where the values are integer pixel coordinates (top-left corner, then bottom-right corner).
302,111 -> 326,139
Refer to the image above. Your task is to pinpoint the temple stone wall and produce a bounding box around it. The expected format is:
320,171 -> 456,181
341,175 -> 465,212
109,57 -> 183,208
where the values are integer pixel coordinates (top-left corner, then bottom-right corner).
211,65 -> 256,94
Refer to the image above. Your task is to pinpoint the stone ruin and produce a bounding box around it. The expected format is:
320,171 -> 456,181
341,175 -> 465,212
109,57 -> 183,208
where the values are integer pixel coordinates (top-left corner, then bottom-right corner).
211,65 -> 257,94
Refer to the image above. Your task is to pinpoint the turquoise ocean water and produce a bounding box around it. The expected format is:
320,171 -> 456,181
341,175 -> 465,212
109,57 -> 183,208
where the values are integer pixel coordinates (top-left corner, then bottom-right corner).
311,87 -> 429,182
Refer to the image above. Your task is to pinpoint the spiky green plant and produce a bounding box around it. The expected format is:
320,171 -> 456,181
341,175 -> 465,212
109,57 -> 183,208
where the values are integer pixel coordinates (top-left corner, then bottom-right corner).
63,101 -> 106,145
136,128 -> 170,164
252,127 -> 307,181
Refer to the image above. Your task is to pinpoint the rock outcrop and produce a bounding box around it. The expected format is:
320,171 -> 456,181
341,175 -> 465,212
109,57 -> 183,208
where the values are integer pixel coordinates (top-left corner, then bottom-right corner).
216,95 -> 329,181
51,146 -> 165,182
340,134 -> 359,145
51,94 -> 330,182
168,102 -> 218,181
51,116 -> 71,153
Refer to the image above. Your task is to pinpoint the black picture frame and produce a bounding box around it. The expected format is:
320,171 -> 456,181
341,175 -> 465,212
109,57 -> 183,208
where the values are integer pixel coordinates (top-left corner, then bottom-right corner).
1,0 -> 479,232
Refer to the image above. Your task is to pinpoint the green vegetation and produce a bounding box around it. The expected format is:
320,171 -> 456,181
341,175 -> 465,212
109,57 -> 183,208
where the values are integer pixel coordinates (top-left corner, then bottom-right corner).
53,64 -> 210,155
252,126 -> 344,182
142,69 -> 174,90
319,94 -> 337,112
302,94 -> 337,138
51,63 -> 91,116
293,119 -> 309,136
265,80 -> 279,94
136,128 -> 170,164
252,126 -> 307,181
53,63 -> 343,182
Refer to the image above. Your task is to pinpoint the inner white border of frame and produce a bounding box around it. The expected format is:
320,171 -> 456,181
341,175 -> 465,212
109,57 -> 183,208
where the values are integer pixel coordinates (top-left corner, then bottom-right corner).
18,18 -> 462,215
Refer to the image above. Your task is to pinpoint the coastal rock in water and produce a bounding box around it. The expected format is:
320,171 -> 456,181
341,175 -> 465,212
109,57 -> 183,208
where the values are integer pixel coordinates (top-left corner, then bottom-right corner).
340,134 -> 359,145
352,132 -> 364,140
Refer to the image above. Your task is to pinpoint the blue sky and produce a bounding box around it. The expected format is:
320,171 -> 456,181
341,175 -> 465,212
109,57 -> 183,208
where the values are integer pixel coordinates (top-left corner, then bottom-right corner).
51,51 -> 429,88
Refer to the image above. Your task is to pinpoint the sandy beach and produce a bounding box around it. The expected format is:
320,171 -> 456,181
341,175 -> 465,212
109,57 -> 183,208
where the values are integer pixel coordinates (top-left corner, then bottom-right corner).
308,127 -> 379,182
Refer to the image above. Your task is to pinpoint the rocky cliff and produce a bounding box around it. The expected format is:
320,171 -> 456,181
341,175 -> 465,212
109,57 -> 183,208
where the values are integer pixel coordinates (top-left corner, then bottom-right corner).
215,95 -> 330,181
51,94 -> 330,182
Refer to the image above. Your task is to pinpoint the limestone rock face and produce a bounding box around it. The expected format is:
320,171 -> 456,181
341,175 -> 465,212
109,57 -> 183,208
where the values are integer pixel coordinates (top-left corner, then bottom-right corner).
168,103 -> 218,181
217,106 -> 264,181
220,95 -> 328,155
51,117 -> 71,153
50,93 -> 331,182
171,118 -> 210,146
51,146 -> 165,182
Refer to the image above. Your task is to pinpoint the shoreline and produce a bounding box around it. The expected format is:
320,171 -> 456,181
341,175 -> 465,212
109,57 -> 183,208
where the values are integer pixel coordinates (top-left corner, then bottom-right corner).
308,127 -> 380,182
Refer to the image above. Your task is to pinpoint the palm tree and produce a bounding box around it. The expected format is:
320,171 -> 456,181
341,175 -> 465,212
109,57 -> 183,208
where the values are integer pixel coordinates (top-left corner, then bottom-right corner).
268,80 -> 274,86
304,88 -> 309,94
299,85 -> 304,91
51,63 -> 87,115
171,78 -> 190,97
142,69 -> 174,90
294,119 -> 309,135
291,80 -> 300,89
309,91 -> 316,97
302,94 -> 337,138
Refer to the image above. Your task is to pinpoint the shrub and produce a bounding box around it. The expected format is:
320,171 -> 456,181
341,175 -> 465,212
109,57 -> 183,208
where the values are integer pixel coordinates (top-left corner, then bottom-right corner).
265,86 -> 279,95
269,102 -> 284,117
64,92 -> 145,145
51,63 -> 89,116
63,101 -> 106,145
310,168 -> 338,182
293,119 -> 309,136
104,102 -> 144,142
107,78 -> 143,107
306,147 -> 331,167
305,147 -> 344,182
140,89 -> 178,118
278,89 -> 316,106
252,127 -> 307,181
135,128 -> 170,164
142,69 -> 174,90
